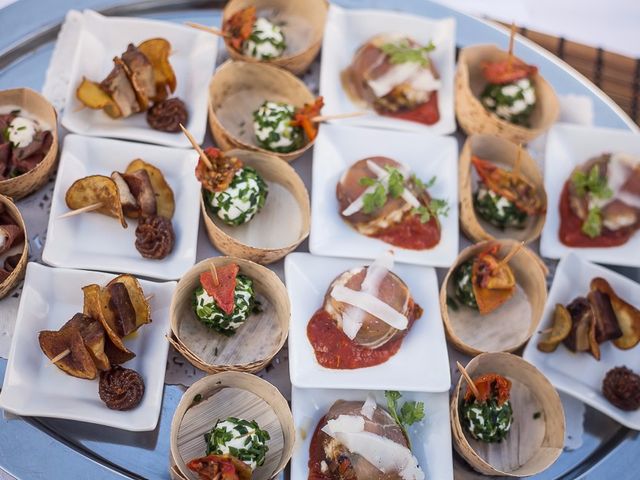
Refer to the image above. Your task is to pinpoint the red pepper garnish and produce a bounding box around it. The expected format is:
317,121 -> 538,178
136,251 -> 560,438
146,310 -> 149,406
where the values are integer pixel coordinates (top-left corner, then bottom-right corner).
199,263 -> 239,315
290,96 -> 324,141
481,58 -> 538,84
471,245 -> 516,314
187,454 -> 252,480
195,147 -> 243,193
464,373 -> 512,406
223,6 -> 256,51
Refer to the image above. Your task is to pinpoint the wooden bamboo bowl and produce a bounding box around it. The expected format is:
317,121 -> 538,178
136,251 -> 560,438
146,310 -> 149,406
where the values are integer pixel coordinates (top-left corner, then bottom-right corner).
170,371 -> 295,480
201,149 -> 310,265
208,60 -> 317,163
455,45 -> 559,144
0,88 -> 59,199
169,256 -> 290,373
221,0 -> 328,75
440,239 -> 548,355
459,134 -> 547,243
451,352 -> 564,477
0,194 -> 28,299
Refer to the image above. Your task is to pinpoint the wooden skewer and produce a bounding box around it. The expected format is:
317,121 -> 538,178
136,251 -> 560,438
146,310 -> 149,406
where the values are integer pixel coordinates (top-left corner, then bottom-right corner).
540,327 -> 553,334
506,21 -> 516,70
209,263 -> 219,287
456,361 -> 480,399
58,202 -> 103,219
185,22 -> 229,38
49,349 -> 71,364
180,123 -> 213,170
311,111 -> 368,123
498,241 -> 525,269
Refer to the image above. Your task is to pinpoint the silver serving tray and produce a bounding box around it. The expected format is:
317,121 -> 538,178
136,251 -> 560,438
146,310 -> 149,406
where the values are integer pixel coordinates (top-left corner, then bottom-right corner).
0,1 -> 638,479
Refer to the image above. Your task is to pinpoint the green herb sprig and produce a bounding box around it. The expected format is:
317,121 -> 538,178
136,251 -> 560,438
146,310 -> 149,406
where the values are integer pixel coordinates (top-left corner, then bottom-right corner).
359,166 -> 405,214
385,390 -> 425,448
582,206 -> 603,238
571,165 -> 612,199
380,40 -> 436,67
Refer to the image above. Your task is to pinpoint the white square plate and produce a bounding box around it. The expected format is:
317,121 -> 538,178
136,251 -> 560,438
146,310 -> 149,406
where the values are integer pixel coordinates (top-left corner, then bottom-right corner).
61,10 -> 217,148
540,123 -> 640,266
319,4 -> 456,135
0,263 -> 175,431
285,252 -> 450,392
42,134 -> 200,281
291,387 -> 453,480
523,253 -> 640,429
310,124 -> 459,267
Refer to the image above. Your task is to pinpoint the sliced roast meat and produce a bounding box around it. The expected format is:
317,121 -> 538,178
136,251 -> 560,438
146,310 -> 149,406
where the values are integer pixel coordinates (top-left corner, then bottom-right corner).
10,130 -> 53,175
0,113 -> 15,132
0,143 -> 10,178
588,290 -> 623,343
121,44 -> 156,110
107,282 -> 137,337
601,199 -> 639,231
100,58 -> 141,118
0,224 -> 23,255
122,169 -> 157,216
111,171 -> 139,216
563,296 -> 595,352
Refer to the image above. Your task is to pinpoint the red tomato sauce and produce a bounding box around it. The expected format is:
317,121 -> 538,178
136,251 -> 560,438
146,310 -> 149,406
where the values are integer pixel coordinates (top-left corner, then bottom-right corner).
384,92 -> 440,125
306,307 -> 418,370
559,180 -> 634,247
307,415 -> 331,480
371,214 -> 441,250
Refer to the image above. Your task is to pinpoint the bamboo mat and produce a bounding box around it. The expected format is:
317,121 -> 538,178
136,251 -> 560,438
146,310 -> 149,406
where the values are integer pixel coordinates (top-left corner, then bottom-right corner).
494,21 -> 639,126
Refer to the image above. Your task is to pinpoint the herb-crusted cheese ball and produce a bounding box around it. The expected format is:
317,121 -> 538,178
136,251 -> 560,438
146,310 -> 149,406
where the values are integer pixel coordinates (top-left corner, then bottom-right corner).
453,259 -> 478,310
481,77 -> 536,126
243,17 -> 286,60
205,417 -> 270,471
206,167 -> 268,226
253,101 -> 303,153
474,183 -> 527,229
461,396 -> 513,443
193,275 -> 256,335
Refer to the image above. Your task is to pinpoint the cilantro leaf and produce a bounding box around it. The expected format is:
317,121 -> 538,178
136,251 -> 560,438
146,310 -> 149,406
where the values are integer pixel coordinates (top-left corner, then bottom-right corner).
385,390 -> 425,448
571,165 -> 613,199
380,40 -> 436,67
359,176 -> 377,187
362,183 -> 387,214
386,167 -> 405,198
412,198 -> 450,223
582,206 -> 603,238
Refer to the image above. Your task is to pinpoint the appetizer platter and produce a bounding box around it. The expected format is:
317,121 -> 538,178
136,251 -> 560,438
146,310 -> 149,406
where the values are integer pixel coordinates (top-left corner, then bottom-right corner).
1,0 -> 640,479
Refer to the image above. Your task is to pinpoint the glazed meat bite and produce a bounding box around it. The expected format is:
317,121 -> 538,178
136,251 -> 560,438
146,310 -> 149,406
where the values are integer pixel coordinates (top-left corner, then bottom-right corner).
121,43 -> 156,109
121,169 -> 157,217
100,58 -> 141,118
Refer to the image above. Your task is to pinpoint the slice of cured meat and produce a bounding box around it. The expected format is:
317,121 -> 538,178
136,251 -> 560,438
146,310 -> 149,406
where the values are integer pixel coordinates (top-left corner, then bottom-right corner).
199,263 -> 240,315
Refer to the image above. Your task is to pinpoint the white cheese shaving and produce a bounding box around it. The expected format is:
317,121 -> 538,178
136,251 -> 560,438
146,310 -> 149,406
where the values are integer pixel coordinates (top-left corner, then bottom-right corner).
367,160 -> 421,208
367,60 -> 441,99
322,414 -> 365,437
331,285 -> 408,331
361,394 -> 378,420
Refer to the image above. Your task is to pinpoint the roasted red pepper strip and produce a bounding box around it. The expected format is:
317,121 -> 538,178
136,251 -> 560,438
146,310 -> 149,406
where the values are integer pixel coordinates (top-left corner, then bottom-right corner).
195,147 -> 243,193
223,6 -> 256,51
290,96 -> 324,141
464,373 -> 512,406
187,454 -> 252,480
471,245 -> 516,314
481,58 -> 538,84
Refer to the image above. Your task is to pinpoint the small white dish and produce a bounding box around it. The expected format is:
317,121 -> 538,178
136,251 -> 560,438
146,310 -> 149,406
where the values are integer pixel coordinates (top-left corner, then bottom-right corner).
319,4 -> 456,136
43,134 -> 200,281
540,123 -> 640,266
285,252 -> 451,392
310,123 -> 459,267
61,10 -> 217,148
523,252 -> 640,430
291,386 -> 453,480
0,263 -> 175,431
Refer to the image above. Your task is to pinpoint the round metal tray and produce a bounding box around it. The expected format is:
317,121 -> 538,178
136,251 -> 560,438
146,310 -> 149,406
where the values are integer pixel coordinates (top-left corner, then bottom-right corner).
0,1 -> 638,479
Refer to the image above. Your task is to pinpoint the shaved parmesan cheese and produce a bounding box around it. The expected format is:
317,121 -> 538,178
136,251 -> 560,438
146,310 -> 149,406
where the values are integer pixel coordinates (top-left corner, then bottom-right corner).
342,182 -> 379,217
331,285 -> 408,331
366,160 -> 421,208
322,414 -> 365,437
367,60 -> 441,99
361,394 -> 378,420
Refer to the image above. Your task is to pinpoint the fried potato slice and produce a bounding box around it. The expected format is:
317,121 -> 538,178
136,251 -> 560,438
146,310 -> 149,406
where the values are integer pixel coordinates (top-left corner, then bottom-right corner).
125,158 -> 175,219
39,325 -> 98,380
62,313 -> 110,371
137,38 -> 176,102
76,77 -> 122,119
65,175 -> 127,228
591,277 -> 640,350
537,303 -> 573,353
105,274 -> 152,332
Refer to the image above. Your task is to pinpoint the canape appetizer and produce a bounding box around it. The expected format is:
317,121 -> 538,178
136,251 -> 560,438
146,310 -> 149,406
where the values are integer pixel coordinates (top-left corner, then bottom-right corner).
187,454 -> 252,480
309,392 -> 425,479
602,366 -> 640,411
224,6 -> 286,61
197,147 -> 268,226
38,274 -> 150,410
201,417 -> 270,471
472,155 -> 545,230
559,152 -> 640,247
76,38 -> 189,132
537,277 -> 640,358
460,373 -> 513,443
253,97 -> 323,153
193,263 -> 257,336
337,157 -> 448,250
341,34 -> 441,126
306,253 -> 422,369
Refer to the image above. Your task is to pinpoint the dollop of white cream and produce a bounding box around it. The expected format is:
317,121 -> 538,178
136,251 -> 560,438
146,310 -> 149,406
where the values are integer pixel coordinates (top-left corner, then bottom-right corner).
7,117 -> 37,148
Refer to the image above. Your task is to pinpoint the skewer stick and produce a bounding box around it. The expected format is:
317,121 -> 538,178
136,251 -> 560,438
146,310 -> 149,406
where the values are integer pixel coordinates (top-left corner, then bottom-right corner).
185,22 -> 229,38
209,263 -> 219,287
456,361 -> 480,399
145,294 -> 154,302
180,123 -> 213,170
311,111 -> 368,123
58,202 -> 103,219
49,349 -> 71,364
498,241 -> 525,268
506,21 -> 516,70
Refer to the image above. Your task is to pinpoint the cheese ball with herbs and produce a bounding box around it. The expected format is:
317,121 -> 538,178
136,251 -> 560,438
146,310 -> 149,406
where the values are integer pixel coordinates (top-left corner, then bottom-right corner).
204,417 -> 270,471
206,167 -> 268,227
193,275 -> 256,335
481,77 -> 536,126
461,395 -> 513,443
253,101 -> 303,153
453,259 -> 478,310
243,17 -> 286,60
474,183 -> 527,229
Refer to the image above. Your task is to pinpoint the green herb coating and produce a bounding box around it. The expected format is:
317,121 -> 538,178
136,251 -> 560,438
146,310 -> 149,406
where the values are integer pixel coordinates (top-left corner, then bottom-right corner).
474,183 -> 527,229
204,417 -> 270,470
206,167 -> 268,226
480,77 -> 536,126
461,397 -> 513,443
453,260 -> 478,310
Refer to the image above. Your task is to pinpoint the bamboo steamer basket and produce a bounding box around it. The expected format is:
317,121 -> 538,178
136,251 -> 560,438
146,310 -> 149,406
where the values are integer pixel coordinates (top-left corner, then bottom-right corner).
451,352 -> 565,476
455,45 -> 560,144
208,60 -> 317,163
169,256 -> 289,373
459,134 -> 547,243
170,371 -> 294,480
0,194 -> 28,298
201,148 -> 310,264
440,239 -> 548,355
0,88 -> 59,199
221,0 -> 328,75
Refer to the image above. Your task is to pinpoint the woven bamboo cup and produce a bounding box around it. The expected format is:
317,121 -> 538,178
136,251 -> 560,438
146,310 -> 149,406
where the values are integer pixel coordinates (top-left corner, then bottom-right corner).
169,256 -> 289,373
451,352 -> 565,476
455,45 -> 559,144
459,134 -> 547,243
208,60 -> 317,163
201,148 -> 310,265
0,88 -> 59,199
440,239 -> 547,355
0,194 -> 28,299
221,0 -> 328,75
170,371 -> 294,480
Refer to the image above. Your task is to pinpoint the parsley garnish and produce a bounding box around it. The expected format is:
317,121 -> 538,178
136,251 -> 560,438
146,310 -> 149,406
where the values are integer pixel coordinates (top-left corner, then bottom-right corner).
385,390 -> 425,448
412,198 -> 450,223
582,206 -> 603,238
572,165 -> 612,200
380,40 -> 436,67
360,166 -> 405,214
362,183 -> 388,214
